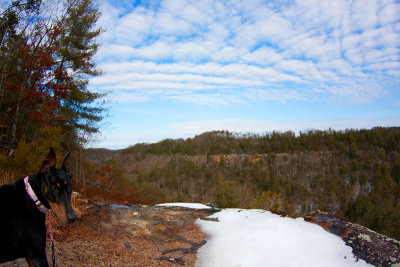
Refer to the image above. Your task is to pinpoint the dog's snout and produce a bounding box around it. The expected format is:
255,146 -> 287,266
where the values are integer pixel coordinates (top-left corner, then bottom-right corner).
68,214 -> 77,223
68,217 -> 77,223
67,210 -> 78,223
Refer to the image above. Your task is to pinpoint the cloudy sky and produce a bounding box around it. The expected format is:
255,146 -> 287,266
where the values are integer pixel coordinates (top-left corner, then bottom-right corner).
90,0 -> 400,149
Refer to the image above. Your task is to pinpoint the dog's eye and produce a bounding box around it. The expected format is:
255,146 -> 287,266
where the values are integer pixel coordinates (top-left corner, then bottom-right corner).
50,184 -> 57,191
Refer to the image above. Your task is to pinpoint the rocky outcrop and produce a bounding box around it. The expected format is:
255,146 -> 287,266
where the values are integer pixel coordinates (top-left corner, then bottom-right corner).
303,211 -> 400,267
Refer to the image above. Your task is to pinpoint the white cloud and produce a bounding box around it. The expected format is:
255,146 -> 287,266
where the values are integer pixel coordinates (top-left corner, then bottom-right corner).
275,59 -> 324,81
317,59 -> 353,76
386,69 -> 400,76
95,0 -> 400,105
378,3 -> 400,25
211,46 -> 242,62
344,49 -> 364,65
174,41 -> 217,61
341,33 -> 362,51
326,80 -> 384,104
96,44 -> 135,60
88,0 -> 400,149
109,91 -> 151,103
245,88 -> 309,102
95,60 -> 303,82
242,47 -> 282,65
236,13 -> 293,49
172,119 -> 271,135
168,92 -> 247,106
90,59 -> 309,105
92,131 -> 174,149
349,0 -> 379,31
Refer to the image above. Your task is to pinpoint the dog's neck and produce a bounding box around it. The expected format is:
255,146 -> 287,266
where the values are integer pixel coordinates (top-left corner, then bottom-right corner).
26,175 -> 51,212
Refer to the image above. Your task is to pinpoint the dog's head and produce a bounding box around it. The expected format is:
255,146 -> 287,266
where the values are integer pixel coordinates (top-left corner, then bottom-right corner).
40,147 -> 77,224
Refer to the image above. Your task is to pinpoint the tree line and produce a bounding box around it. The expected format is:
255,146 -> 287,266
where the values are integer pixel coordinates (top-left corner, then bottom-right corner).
124,127 -> 399,155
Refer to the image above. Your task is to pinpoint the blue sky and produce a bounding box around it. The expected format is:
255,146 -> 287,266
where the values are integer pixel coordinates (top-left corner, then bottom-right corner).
89,0 -> 400,149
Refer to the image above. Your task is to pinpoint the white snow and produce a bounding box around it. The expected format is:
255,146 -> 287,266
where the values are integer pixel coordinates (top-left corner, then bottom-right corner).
195,209 -> 372,267
156,202 -> 212,209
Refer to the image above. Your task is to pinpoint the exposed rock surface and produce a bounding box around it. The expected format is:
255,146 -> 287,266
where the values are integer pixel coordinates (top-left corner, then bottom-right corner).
303,211 -> 400,267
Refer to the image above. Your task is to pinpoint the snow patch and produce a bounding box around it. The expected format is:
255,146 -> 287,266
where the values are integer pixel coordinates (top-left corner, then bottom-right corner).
195,209 -> 372,267
156,203 -> 212,209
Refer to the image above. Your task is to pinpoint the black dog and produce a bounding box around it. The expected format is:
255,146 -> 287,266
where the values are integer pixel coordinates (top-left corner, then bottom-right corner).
0,147 -> 77,267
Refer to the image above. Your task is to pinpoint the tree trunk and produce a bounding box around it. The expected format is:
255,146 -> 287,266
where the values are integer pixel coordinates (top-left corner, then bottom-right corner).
8,85 -> 24,156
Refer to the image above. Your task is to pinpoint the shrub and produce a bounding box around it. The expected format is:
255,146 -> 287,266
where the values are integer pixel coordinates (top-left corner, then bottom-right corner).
215,176 -> 240,208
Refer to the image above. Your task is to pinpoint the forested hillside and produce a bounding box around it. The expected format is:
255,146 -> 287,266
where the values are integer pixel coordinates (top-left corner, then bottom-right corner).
82,127 -> 400,240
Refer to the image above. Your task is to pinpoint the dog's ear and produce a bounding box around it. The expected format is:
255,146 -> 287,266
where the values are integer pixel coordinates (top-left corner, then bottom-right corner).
62,151 -> 71,173
41,147 -> 56,173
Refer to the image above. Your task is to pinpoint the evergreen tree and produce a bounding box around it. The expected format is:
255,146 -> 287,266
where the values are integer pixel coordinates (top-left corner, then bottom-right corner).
0,0 -> 105,154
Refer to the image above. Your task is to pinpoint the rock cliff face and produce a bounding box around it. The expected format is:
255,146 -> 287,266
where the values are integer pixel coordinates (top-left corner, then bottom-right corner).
2,204 -> 399,266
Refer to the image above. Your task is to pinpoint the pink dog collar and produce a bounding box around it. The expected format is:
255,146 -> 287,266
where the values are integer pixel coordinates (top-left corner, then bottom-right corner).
24,176 -> 50,214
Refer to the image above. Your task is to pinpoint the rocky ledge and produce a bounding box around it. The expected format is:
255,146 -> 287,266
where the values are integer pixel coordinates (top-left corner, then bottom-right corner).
303,210 -> 400,267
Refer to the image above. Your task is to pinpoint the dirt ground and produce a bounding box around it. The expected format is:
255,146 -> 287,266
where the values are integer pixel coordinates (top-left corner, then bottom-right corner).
1,202 -> 216,267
